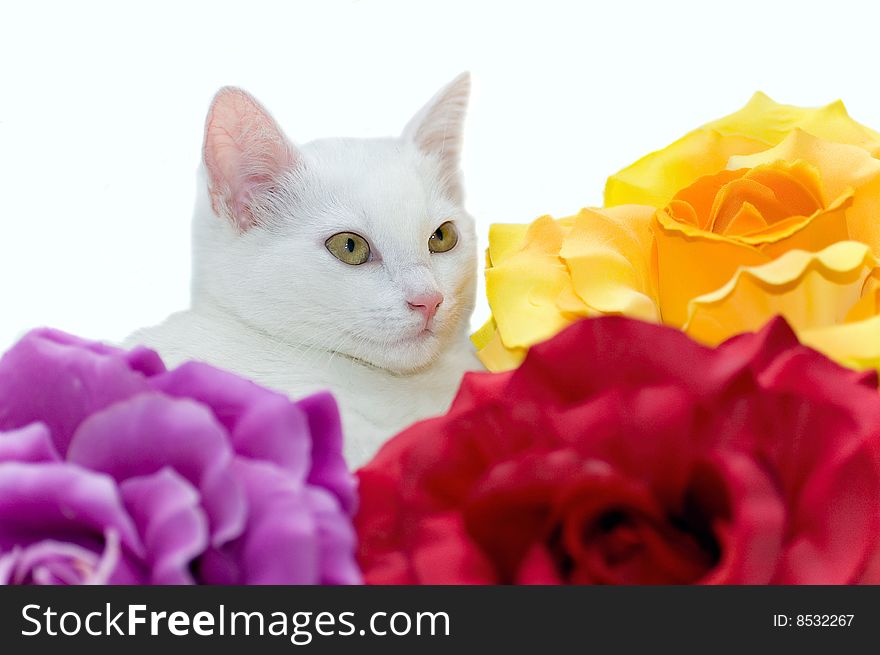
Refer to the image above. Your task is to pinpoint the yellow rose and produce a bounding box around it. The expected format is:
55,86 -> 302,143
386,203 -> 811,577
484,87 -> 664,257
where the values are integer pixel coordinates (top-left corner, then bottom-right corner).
475,94 -> 880,373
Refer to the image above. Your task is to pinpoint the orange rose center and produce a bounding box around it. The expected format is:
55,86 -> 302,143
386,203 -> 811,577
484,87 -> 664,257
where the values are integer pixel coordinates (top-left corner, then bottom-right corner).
665,161 -> 826,238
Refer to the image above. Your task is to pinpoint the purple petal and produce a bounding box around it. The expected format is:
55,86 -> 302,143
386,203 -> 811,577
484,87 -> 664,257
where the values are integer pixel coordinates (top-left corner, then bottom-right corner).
121,468 -> 209,585
304,486 -> 362,585
0,551 -> 14,584
67,393 -> 246,547
297,392 -> 357,515
2,529 -> 142,585
6,530 -> 121,585
10,542 -> 99,584
30,329 -> 166,378
150,362 -> 276,433
231,459 -> 320,584
0,462 -> 144,561
196,547 -> 240,585
0,424 -> 61,463
153,363 -> 355,513
231,394 -> 310,477
0,329 -> 155,454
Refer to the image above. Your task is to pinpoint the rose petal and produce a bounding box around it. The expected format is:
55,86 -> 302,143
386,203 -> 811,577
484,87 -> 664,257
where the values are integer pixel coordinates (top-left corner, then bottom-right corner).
606,129 -> 767,208
196,547 -> 240,585
0,329 -> 155,454
120,468 -> 209,585
472,320 -> 527,371
800,315 -> 880,373
355,466 -> 417,585
0,462 -> 143,563
515,544 -> 564,584
605,93 -> 880,208
6,529 -> 127,585
149,361 -> 276,434
296,392 -> 356,515
67,393 -> 245,548
304,486 -> 361,585
446,368 -> 514,414
231,394 -> 310,475
411,512 -> 497,584
24,329 -> 166,377
653,208 -> 774,328
774,439 -> 880,583
696,452 -> 786,584
464,450 -> 582,582
552,386 -> 698,502
684,242 -> 878,346
506,318 -> 722,405
0,424 -> 61,463
154,364 -> 355,515
560,206 -> 659,321
485,215 -> 580,351
729,130 -> 880,210
229,458 -> 359,585
229,459 -> 320,585
754,341 -> 880,434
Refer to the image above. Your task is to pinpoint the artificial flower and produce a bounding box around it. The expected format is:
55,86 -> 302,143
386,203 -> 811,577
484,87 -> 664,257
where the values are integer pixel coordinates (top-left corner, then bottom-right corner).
475,95 -> 880,372
359,317 -> 880,584
0,329 -> 360,585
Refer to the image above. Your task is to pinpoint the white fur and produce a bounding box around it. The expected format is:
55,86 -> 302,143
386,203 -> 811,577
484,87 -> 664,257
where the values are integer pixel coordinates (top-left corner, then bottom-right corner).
128,74 -> 480,466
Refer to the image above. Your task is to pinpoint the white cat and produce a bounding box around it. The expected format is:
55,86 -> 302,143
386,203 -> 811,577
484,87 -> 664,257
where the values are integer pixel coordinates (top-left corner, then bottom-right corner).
127,74 -> 480,467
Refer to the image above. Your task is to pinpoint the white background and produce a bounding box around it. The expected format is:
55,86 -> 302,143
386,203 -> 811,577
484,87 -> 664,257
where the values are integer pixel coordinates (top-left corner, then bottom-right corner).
2,0 -> 879,351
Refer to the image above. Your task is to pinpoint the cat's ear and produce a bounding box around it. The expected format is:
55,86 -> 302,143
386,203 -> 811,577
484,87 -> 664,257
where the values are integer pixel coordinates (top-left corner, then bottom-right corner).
401,72 -> 470,203
203,87 -> 299,231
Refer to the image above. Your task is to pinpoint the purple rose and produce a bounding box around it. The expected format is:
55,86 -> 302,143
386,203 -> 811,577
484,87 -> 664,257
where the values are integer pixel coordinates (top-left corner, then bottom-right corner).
0,329 -> 360,585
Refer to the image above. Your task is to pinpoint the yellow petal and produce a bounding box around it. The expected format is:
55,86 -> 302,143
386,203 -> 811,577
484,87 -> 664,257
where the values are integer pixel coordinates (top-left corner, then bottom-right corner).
755,194 -> 851,260
470,316 -> 498,351
474,324 -> 527,372
800,315 -> 880,372
653,210 -> 770,327
560,206 -> 660,321
729,130 -> 880,256
487,223 -> 531,267
849,176 -> 880,258
485,215 -> 578,349
683,241 -> 878,346
553,285 -> 589,315
476,207 -> 661,370
604,130 -> 766,208
706,92 -> 880,155
728,129 -> 880,204
605,93 -> 880,208
653,182 -> 852,328
847,272 -> 880,323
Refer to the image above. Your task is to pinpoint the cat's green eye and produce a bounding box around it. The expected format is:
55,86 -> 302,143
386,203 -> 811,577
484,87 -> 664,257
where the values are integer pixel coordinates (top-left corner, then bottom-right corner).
326,232 -> 371,265
429,221 -> 459,254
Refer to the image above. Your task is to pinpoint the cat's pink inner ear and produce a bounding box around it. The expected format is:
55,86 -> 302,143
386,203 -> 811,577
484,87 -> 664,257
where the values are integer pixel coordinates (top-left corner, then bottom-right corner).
203,87 -> 297,231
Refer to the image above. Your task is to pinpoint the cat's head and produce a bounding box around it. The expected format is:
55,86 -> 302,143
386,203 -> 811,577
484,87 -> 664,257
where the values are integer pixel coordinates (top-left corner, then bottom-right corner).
191,74 -> 476,374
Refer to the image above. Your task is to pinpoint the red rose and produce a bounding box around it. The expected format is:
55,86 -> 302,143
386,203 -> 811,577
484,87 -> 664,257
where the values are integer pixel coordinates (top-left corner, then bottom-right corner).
356,317 -> 880,584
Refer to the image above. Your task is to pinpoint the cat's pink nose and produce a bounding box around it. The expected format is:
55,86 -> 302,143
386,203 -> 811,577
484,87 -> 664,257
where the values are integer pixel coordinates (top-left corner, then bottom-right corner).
407,292 -> 444,324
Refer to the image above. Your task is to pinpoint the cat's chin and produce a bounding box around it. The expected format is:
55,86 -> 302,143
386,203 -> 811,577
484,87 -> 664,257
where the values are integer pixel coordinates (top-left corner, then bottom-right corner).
353,329 -> 444,376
